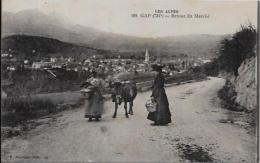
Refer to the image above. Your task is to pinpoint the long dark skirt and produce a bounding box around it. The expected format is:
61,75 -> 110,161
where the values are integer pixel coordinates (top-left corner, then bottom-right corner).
85,90 -> 104,118
147,87 -> 171,125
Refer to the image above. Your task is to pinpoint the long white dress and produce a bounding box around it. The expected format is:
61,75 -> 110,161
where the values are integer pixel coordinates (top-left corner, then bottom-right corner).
84,77 -> 105,119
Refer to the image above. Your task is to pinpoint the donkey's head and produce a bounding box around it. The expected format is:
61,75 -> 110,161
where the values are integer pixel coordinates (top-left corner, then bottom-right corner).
111,82 -> 123,105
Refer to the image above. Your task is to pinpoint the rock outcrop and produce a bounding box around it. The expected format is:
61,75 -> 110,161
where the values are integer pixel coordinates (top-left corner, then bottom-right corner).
220,56 -> 257,112
233,56 -> 257,111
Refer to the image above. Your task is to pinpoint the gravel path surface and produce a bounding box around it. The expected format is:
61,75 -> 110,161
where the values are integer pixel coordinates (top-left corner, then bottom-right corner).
1,77 -> 257,162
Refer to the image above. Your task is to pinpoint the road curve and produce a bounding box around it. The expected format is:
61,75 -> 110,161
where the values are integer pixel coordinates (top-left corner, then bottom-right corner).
1,77 -> 257,162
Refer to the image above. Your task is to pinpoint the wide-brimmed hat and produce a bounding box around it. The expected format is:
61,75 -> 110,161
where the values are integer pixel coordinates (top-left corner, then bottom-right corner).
151,64 -> 165,72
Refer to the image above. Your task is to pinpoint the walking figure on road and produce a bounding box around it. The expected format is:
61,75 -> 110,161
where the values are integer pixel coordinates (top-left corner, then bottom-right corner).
81,71 -> 105,121
147,64 -> 172,125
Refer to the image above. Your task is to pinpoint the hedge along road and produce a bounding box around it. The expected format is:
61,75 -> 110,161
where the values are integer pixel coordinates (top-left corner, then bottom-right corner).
1,77 -> 257,162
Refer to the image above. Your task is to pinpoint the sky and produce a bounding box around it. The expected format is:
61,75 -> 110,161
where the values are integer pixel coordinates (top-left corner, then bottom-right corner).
2,0 -> 258,37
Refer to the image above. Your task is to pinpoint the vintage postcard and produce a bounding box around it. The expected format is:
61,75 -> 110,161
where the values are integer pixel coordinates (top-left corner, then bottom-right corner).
1,0 -> 259,162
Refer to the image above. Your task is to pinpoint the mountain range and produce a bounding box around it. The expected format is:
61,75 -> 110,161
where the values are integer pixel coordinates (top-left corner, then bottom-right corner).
2,9 -> 227,58
2,35 -> 113,60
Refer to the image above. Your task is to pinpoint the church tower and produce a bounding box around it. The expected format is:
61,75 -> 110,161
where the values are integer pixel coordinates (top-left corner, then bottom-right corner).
144,48 -> 150,63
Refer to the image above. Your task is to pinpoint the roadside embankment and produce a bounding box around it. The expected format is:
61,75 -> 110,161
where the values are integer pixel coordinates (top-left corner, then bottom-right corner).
218,56 -> 256,112
217,56 -> 257,130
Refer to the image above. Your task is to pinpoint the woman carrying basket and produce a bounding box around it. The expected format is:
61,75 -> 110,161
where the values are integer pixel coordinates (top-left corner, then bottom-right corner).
147,64 -> 171,125
81,71 -> 105,121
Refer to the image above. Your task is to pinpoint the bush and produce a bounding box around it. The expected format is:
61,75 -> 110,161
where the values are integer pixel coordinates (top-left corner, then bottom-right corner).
165,67 -> 206,84
2,69 -> 91,96
217,24 -> 256,76
217,80 -> 245,111
202,59 -> 219,76
1,97 -> 56,127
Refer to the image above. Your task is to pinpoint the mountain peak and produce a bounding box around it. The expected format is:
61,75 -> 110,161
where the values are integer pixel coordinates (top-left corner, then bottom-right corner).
2,9 -> 224,58
3,9 -> 45,16
2,11 -> 14,15
15,9 -> 46,16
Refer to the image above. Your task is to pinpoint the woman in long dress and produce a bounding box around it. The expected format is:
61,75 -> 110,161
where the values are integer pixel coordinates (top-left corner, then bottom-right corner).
147,64 -> 172,125
83,71 -> 105,121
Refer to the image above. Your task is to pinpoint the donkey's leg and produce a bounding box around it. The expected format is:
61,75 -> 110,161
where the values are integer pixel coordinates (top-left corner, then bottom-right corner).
113,103 -> 118,118
124,101 -> 129,118
129,101 -> 133,115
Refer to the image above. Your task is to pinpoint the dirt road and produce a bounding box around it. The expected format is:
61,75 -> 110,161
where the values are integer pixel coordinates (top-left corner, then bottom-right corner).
1,77 -> 257,162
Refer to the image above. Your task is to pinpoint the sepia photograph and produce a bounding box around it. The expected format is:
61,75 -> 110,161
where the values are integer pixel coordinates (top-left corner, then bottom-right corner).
1,0 -> 259,162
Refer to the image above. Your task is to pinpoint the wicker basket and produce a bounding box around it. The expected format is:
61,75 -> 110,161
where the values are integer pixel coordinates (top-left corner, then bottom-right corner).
80,88 -> 93,99
115,95 -> 122,104
145,100 -> 156,112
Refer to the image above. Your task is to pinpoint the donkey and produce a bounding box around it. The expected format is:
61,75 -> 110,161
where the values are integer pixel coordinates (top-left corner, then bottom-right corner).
111,81 -> 137,118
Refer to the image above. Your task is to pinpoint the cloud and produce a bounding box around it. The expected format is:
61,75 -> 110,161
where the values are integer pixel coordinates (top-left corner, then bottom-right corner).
2,0 -> 257,37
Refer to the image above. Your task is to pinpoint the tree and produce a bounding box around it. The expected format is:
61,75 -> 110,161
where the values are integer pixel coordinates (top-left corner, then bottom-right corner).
217,24 -> 256,76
